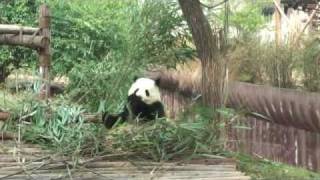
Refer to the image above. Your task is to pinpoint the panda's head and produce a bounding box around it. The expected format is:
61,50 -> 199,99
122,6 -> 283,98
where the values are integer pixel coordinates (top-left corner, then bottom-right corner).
128,77 -> 161,105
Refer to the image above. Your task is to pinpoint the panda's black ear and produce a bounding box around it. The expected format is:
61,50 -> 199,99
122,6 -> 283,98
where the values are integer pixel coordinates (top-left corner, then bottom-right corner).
155,78 -> 161,87
133,76 -> 138,82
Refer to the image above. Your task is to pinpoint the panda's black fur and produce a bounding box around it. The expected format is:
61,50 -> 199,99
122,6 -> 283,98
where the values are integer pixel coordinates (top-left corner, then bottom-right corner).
102,77 -> 165,129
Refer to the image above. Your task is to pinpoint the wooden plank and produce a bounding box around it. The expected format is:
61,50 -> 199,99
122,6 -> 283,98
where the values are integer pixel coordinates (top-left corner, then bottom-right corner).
0,139 -> 250,179
0,170 -> 244,176
316,133 -> 320,171
0,165 -> 238,172
286,127 -> 295,166
1,175 -> 251,180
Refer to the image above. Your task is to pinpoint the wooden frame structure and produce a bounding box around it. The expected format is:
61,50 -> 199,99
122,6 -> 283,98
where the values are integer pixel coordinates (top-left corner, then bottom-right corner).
0,4 -> 51,100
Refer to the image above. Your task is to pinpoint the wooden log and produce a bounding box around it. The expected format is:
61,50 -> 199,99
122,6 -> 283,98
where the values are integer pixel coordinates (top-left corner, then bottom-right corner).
0,112 -> 10,121
0,34 -> 48,49
0,132 -> 16,140
0,25 -> 39,35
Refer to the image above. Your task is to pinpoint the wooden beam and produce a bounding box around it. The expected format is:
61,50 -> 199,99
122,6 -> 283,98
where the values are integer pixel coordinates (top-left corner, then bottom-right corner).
0,112 -> 10,121
0,25 -> 39,35
0,34 -> 49,49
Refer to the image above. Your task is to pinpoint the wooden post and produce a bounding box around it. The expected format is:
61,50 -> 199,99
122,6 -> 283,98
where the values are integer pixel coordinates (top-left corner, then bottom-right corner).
275,0 -> 281,46
39,4 -> 51,100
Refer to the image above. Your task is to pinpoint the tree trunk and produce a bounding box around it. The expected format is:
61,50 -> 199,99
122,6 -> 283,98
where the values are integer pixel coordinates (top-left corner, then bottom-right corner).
178,0 -> 225,108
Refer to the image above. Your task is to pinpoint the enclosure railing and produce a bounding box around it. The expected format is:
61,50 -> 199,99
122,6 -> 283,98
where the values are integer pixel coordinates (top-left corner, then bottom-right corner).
148,70 -> 320,171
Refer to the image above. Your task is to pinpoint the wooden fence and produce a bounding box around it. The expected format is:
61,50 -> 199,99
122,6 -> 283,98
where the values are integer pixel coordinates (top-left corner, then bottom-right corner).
0,4 -> 51,99
159,83 -> 320,172
228,116 -> 320,171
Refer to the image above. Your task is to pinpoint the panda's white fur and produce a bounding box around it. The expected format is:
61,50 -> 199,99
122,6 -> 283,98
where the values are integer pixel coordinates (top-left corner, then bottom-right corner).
103,77 -> 165,129
128,78 -> 161,105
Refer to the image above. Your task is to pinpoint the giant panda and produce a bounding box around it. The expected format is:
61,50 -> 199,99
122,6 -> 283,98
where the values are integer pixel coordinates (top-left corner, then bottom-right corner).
102,77 -> 165,128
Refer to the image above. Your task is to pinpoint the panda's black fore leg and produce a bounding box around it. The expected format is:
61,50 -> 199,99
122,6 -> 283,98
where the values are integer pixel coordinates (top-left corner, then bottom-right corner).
102,108 -> 129,129
102,113 -> 120,129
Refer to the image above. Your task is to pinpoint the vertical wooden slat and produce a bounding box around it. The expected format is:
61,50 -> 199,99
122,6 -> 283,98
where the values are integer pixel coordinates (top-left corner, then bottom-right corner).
299,130 -> 307,168
287,127 -> 295,166
233,119 -> 239,151
251,118 -> 256,156
294,128 -> 299,166
316,134 -> 320,170
257,120 -> 263,157
307,131 -> 315,170
270,121 -> 276,162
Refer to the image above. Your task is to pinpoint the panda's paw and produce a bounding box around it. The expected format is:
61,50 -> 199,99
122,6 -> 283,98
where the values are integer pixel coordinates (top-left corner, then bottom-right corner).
102,113 -> 119,129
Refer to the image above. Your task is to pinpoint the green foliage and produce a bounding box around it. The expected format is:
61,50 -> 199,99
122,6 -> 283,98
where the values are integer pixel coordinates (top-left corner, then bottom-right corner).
230,3 -> 266,34
66,56 -> 137,111
2,94 -> 226,161
108,105 -> 224,161
300,38 -> 320,91
0,0 -> 192,110
63,0 -> 192,110
129,0 -> 192,67
229,38 -> 296,88
48,0 -> 135,74
19,100 -> 105,157
0,89 -> 29,114
235,153 -> 320,180
229,37 -> 320,92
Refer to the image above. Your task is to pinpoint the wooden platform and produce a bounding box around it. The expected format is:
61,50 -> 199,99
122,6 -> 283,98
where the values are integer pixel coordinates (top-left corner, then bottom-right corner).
0,141 -> 251,180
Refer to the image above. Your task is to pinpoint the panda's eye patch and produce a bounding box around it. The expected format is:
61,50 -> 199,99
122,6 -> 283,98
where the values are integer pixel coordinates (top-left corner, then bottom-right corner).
134,89 -> 139,94
145,90 -> 150,97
